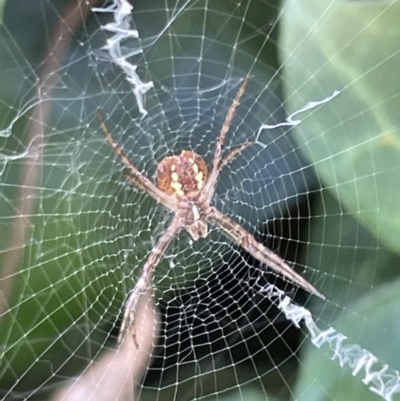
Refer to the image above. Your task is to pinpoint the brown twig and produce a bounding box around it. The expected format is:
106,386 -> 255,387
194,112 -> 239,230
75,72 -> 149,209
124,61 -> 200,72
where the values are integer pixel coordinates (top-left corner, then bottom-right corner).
0,0 -> 102,319
51,292 -> 158,401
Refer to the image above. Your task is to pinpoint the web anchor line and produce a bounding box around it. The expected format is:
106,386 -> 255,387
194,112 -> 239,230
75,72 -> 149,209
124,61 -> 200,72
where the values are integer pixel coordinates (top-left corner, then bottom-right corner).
262,284 -> 400,401
93,0 -> 153,115
258,90 -> 340,133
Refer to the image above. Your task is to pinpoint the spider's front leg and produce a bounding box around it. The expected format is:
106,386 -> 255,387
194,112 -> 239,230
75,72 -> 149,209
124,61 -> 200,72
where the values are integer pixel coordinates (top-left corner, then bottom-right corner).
97,109 -> 176,210
220,141 -> 253,169
202,76 -> 249,197
119,217 -> 182,346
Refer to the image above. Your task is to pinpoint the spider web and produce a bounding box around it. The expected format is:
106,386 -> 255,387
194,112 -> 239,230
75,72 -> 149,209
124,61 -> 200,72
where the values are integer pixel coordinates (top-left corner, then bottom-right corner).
1,0 -> 400,400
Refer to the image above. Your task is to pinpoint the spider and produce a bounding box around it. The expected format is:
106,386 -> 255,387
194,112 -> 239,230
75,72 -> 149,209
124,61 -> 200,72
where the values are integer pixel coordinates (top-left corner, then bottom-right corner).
98,77 -> 324,347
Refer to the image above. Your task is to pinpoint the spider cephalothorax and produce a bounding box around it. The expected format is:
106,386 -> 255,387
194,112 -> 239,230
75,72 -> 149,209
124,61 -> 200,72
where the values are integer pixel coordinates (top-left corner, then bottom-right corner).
98,76 -> 324,347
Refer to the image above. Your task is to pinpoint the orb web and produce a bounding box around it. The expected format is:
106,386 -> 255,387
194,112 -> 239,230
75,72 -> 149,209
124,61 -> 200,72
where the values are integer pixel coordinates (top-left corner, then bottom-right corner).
1,1 -> 400,401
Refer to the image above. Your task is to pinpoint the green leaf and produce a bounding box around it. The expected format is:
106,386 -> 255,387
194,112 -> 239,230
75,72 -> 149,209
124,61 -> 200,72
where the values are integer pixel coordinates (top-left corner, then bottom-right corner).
0,0 -> 7,24
304,189 -> 400,315
294,191 -> 400,401
281,0 -> 400,254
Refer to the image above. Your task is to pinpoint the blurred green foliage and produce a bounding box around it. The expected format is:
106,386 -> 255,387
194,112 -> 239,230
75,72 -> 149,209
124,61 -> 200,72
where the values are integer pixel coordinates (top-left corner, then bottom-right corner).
0,0 -> 6,24
282,1 -> 400,400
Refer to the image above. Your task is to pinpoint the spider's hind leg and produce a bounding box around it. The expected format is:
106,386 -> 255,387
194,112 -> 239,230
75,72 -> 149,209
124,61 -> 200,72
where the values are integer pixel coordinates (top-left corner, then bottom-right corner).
118,278 -> 148,347
118,217 -> 182,347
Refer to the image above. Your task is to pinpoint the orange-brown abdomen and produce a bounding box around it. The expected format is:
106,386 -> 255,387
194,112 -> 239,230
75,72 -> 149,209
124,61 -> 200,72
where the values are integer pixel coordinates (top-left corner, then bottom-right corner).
156,150 -> 208,197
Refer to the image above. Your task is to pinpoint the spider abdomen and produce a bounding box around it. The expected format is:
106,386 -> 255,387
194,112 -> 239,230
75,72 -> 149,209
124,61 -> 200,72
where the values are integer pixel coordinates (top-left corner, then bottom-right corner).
156,150 -> 208,197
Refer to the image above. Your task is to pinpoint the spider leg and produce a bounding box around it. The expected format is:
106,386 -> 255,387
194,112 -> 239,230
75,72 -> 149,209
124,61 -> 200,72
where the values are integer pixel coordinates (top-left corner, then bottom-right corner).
202,76 -> 249,198
119,217 -> 182,346
208,207 -> 325,299
220,141 -> 253,169
97,109 -> 176,210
